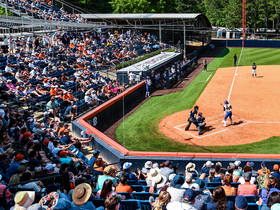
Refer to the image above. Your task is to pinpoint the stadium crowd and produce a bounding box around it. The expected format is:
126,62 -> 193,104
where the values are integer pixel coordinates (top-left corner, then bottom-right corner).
2,0 -> 86,23
0,153 -> 280,210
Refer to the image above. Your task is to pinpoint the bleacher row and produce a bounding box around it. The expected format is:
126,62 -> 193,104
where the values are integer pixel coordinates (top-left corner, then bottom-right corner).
2,0 -> 82,22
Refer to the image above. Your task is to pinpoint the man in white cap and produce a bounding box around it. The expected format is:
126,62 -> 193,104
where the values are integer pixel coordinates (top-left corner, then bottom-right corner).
201,161 -> 214,174
120,162 -> 141,181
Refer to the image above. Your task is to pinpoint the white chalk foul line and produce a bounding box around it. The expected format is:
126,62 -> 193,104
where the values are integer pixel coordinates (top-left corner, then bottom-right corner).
228,47 -> 243,102
174,118 -> 280,139
206,74 -> 212,82
199,74 -> 212,82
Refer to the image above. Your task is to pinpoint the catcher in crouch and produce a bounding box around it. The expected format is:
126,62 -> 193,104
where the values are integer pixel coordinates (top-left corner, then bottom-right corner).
185,105 -> 202,135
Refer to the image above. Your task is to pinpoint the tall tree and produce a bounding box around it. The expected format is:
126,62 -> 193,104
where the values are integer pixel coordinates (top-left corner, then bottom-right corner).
202,0 -> 227,26
223,0 -> 242,28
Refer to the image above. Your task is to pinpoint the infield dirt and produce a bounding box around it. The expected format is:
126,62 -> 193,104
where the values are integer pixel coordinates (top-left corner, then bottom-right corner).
159,65 -> 280,146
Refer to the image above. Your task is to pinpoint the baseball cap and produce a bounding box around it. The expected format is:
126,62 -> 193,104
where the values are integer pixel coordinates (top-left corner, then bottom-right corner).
63,123 -> 69,127
45,164 -> 56,171
104,166 -> 115,175
235,195 -> 248,209
205,161 -> 214,166
185,173 -> 192,183
273,164 -> 279,171
261,161 -> 266,167
123,162 -> 132,170
243,172 -> 252,181
183,189 -> 197,202
93,150 -> 100,155
15,154 -> 24,161
247,162 -> 255,168
44,112 -> 49,116
190,183 -> 200,192
234,161 -> 241,167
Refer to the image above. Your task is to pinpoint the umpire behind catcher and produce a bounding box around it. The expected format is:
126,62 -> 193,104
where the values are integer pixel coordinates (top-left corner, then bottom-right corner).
185,105 -> 202,135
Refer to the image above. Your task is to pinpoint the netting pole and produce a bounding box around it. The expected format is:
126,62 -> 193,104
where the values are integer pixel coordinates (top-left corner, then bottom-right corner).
242,0 -> 246,47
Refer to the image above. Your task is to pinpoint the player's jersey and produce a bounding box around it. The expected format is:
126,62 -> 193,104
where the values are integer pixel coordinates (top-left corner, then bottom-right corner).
252,65 -> 257,70
224,104 -> 232,112
146,79 -> 152,86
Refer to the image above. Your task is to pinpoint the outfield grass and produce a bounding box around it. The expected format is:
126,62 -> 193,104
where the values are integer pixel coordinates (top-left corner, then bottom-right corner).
116,48 -> 280,153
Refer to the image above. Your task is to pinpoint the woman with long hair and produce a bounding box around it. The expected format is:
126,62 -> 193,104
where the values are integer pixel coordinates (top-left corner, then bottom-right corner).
259,177 -> 280,205
222,174 -> 236,195
96,179 -> 117,199
206,186 -> 234,210
154,191 -> 171,210
205,168 -> 222,183
257,167 -> 272,190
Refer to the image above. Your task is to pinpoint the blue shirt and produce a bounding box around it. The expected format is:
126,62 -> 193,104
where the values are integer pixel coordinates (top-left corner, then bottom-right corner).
260,187 -> 280,204
206,201 -> 234,210
61,136 -> 71,144
54,198 -> 71,210
70,201 -> 95,210
89,156 -> 97,168
6,160 -> 20,179
119,171 -> 138,181
96,175 -> 117,191
201,167 -> 211,174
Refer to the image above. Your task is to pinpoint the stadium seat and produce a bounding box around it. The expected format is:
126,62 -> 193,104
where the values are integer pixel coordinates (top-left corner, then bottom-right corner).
131,192 -> 151,200
91,198 -> 105,208
131,185 -> 144,192
117,192 -> 131,199
119,200 -> 139,210
139,200 -> 151,210
226,195 -> 236,203
247,203 -> 258,210
206,182 -> 222,188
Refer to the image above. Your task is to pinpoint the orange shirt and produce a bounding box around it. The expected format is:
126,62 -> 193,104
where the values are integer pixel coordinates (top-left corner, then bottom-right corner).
58,127 -> 66,137
50,88 -> 57,96
77,63 -> 83,69
63,94 -> 71,101
116,184 -> 132,194
93,164 -> 103,173
222,185 -> 236,196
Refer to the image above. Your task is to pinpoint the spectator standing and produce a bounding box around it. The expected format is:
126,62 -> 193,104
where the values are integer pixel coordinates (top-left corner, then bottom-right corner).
203,58 -> 208,72
128,71 -> 136,86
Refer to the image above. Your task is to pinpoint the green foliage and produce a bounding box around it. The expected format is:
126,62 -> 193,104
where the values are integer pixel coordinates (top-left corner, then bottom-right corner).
164,49 -> 175,52
115,50 -> 161,70
116,48 -> 280,153
0,7 -> 13,16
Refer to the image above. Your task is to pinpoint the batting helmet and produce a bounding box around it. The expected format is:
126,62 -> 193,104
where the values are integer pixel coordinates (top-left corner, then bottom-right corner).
224,100 -> 228,104
198,112 -> 202,116
194,106 -> 199,110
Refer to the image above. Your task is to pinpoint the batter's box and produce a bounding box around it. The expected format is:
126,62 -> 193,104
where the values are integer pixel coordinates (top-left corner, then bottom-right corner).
174,118 -> 251,139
